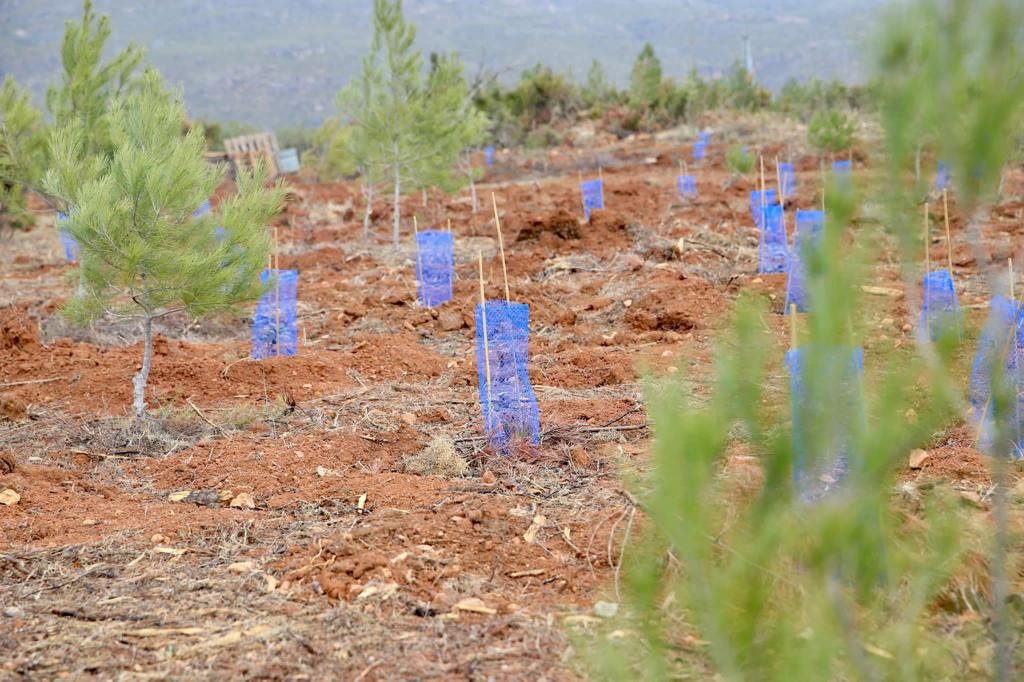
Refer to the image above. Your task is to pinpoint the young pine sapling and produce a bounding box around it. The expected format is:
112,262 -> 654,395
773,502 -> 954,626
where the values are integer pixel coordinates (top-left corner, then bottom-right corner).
44,71 -> 284,419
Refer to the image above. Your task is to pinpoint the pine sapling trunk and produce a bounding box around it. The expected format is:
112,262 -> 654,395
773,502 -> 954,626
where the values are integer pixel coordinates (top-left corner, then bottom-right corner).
133,313 -> 155,420
469,162 -> 478,214
363,180 -> 373,240
392,149 -> 401,247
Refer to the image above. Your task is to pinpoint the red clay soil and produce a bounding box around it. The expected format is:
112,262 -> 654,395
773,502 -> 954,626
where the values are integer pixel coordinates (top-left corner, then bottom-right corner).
1,132 -> 1019,679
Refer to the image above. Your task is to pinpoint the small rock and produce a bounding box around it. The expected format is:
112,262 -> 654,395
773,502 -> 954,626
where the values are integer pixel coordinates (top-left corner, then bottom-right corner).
3,606 -> 23,618
901,323 -> 912,333
150,534 -> 166,544
623,299 -> 633,308
229,492 -> 256,509
438,310 -> 465,331
0,489 -> 20,506
400,412 -> 417,426
594,601 -> 619,618
481,470 -> 497,484
905,408 -> 918,424
667,366 -> 679,374
569,448 -> 592,469
908,449 -> 930,469
228,560 -> 257,574
82,518 -> 99,526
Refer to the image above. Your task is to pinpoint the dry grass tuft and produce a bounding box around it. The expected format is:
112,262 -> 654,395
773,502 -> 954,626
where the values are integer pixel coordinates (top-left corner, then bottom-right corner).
403,435 -> 469,478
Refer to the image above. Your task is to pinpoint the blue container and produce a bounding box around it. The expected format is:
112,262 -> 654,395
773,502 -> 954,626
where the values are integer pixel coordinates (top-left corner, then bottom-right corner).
784,210 -> 825,313
277,148 -> 300,174
971,296 -> 1018,449
919,269 -> 961,341
677,175 -> 697,200
475,300 -> 540,452
56,212 -> 79,263
749,189 -> 778,228
779,162 -> 797,197
758,204 -> 788,274
787,345 -> 864,501
580,179 -> 604,220
832,159 -> 853,187
485,145 -> 495,166
693,141 -> 706,161
935,160 -> 950,191
252,269 -> 298,359
415,229 -> 454,308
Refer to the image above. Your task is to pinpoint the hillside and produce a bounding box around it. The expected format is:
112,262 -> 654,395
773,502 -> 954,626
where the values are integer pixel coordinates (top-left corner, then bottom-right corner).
0,0 -> 885,129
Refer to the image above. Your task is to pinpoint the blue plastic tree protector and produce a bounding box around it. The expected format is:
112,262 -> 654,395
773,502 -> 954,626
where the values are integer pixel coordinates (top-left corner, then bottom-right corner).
749,189 -> 778,228
252,269 -> 298,359
415,229 -> 454,308
919,269 -> 961,340
832,159 -> 853,188
485,146 -> 495,166
475,300 -> 540,452
934,160 -> 950,191
194,200 -> 212,218
786,345 -> 864,501
580,179 -> 604,220
677,175 -> 697,200
779,162 -> 796,197
1009,308 -> 1024,460
698,131 -> 710,145
784,210 -> 825,313
970,296 -> 1018,449
693,140 -> 706,161
56,212 -> 79,263
758,204 -> 789,274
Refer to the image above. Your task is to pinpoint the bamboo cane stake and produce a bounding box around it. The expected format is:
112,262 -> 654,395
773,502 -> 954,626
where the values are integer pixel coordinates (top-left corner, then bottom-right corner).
491,193 -> 510,302
478,251 -> 493,434
273,225 -> 280,357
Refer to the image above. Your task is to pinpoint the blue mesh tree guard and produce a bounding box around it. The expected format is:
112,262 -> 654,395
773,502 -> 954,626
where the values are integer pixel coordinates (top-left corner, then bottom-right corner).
786,346 -> 865,501
749,189 -> 778,228
252,269 -> 298,359
919,269 -> 961,340
580,179 -> 604,220
784,210 -> 825,313
698,131 -> 710,145
485,146 -> 495,166
677,175 -> 697,200
56,212 -> 79,263
758,204 -> 789,274
194,199 -> 212,218
779,162 -> 796,197
971,296 -> 1018,451
415,229 -> 454,308
832,159 -> 853,188
475,300 -> 540,452
934,160 -> 950,191
693,140 -> 706,161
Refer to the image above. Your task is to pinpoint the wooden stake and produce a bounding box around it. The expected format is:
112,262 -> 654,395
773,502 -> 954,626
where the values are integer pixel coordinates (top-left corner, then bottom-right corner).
447,218 -> 452,233
942,189 -> 954,276
759,155 -> 767,207
491,193 -> 510,302
1010,258 -> 1015,301
683,159 -> 689,177
273,225 -> 280,357
478,251 -> 493,429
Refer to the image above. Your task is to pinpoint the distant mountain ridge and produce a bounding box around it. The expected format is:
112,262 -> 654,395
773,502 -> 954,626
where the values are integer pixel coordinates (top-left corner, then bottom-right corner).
0,0 -> 886,129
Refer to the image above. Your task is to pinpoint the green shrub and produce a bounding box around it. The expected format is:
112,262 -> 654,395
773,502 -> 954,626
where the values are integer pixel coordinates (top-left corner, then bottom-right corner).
726,144 -> 754,176
808,109 -> 857,156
